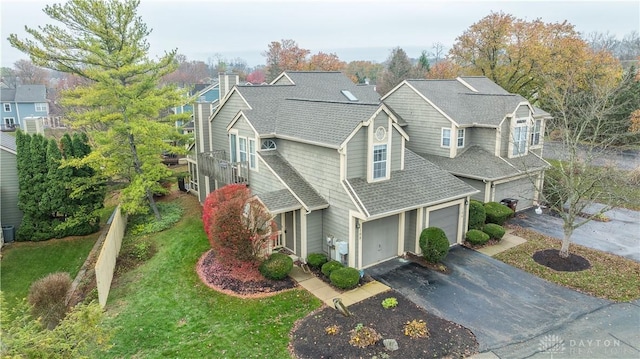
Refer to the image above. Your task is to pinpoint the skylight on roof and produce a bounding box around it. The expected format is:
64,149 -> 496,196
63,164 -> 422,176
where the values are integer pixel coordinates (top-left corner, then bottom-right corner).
341,90 -> 358,101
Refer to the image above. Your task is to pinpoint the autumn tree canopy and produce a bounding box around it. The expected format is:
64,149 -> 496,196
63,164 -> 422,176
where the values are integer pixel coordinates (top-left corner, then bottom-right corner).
161,54 -> 210,87
262,39 -> 346,82
377,47 -> 413,95
449,12 -> 622,103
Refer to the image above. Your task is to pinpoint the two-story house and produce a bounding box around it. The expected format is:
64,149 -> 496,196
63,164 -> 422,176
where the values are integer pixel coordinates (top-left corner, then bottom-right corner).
382,77 -> 550,211
0,84 -> 49,131
191,71 -> 477,269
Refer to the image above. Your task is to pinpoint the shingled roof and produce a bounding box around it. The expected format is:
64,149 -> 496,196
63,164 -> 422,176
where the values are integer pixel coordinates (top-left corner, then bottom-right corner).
259,151 -> 328,211
421,146 -> 549,181
345,150 -> 477,217
0,132 -> 17,153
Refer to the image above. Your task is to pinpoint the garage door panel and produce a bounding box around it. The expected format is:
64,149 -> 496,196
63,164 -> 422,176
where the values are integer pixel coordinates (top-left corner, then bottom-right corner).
495,177 -> 535,210
428,205 -> 459,245
362,215 -> 399,267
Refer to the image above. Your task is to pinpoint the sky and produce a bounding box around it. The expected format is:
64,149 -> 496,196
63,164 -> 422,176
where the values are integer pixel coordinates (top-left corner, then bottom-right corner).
1,0 -> 639,69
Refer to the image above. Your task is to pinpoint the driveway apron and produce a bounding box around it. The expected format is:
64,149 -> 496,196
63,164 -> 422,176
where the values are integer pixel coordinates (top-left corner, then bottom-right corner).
367,247 -> 610,352
510,207 -> 640,262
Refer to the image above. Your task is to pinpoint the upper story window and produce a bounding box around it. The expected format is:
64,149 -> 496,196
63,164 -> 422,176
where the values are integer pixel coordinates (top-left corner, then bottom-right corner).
248,139 -> 256,169
229,133 -> 237,162
530,119 -> 542,146
3,103 -> 11,112
457,129 -> 465,148
512,125 -> 528,156
441,128 -> 451,148
35,103 -> 47,112
261,139 -> 276,150
239,137 -> 248,162
373,144 -> 387,179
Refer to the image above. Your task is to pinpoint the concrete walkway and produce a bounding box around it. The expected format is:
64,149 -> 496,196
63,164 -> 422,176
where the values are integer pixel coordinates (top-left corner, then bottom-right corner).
476,230 -> 527,257
289,265 -> 390,307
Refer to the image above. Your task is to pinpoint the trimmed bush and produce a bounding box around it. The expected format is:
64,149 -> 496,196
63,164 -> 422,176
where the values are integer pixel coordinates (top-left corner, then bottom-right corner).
28,272 -> 72,329
484,202 -> 514,225
330,267 -> 360,289
483,223 -> 506,240
466,229 -> 490,245
307,253 -> 328,269
418,227 -> 450,263
321,260 -> 344,277
468,200 -> 486,230
259,253 -> 293,280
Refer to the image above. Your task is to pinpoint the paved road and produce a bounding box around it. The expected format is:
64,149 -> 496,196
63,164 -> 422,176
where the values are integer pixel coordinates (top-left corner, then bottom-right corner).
367,247 -> 613,352
543,141 -> 640,170
510,206 -> 640,262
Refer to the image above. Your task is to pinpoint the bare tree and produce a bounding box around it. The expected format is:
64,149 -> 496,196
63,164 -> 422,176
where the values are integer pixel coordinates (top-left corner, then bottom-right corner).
14,59 -> 50,85
538,70 -> 639,257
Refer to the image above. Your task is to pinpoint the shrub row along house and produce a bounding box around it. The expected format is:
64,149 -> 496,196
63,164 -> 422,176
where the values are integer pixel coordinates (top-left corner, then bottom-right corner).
188,71 -> 549,269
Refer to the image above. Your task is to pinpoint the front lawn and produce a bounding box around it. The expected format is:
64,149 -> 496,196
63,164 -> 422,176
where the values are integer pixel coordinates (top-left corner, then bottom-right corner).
102,194 -> 321,358
0,233 -> 98,307
495,227 -> 640,302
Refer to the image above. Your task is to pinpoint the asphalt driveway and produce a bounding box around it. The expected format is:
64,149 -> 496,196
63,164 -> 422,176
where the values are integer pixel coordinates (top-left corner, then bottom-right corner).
509,205 -> 640,262
367,247 -> 612,352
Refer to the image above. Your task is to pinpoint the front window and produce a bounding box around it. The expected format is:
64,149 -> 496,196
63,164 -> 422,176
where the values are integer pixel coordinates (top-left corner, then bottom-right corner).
4,118 -> 15,127
457,129 -> 465,147
35,103 -> 47,112
373,144 -> 387,179
513,126 -> 528,156
3,104 -> 10,112
530,119 -> 541,146
441,128 -> 451,148
239,137 -> 247,162
248,139 -> 256,169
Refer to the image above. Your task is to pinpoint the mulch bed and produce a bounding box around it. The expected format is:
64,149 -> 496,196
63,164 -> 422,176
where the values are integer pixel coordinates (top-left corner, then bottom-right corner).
289,290 -> 478,359
196,249 -> 297,298
533,249 -> 591,272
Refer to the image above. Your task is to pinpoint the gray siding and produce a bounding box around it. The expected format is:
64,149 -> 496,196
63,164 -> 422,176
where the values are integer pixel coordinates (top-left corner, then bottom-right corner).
0,149 -> 22,228
460,177 -> 486,202
195,102 -> 212,153
384,84 -> 451,157
499,119 -> 511,157
466,127 -> 496,154
391,129 -> 402,172
306,210 -> 324,255
210,94 -> 249,153
404,209 -> 417,253
346,127 -> 367,179
249,156 -> 286,196
273,75 -> 293,85
516,105 -> 530,119
277,140 -> 355,243
231,116 -> 254,136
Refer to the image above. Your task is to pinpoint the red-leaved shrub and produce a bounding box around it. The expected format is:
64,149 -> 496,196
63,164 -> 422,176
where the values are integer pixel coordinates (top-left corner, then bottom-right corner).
202,184 -> 278,265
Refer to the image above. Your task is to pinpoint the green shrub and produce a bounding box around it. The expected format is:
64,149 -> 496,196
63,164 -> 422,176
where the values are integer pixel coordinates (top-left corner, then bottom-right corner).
330,267 -> 360,289
128,202 -> 184,235
466,229 -> 490,245
418,227 -> 450,263
483,223 -> 506,240
468,200 -> 486,230
307,253 -> 328,269
27,272 -> 72,329
484,202 -> 514,225
381,297 -> 398,309
321,260 -> 344,277
259,253 -> 293,280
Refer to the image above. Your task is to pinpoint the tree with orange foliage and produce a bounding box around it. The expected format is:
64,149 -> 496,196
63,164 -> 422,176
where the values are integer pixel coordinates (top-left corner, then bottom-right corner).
202,184 -> 278,265
307,52 -> 346,71
426,59 -> 461,79
263,39 -> 310,82
450,12 -> 621,102
344,60 -> 383,84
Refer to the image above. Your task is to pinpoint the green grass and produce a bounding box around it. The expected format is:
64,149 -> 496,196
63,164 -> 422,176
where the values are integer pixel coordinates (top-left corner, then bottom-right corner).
0,233 -> 98,307
496,227 -> 640,302
102,195 -> 321,358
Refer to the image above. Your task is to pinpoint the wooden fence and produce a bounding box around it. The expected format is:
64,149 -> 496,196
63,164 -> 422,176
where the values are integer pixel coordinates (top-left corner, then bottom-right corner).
94,206 -> 126,308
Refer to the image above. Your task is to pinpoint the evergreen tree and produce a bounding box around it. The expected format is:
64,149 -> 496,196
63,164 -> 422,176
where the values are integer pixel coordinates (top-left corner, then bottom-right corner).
414,50 -> 431,78
42,138 -> 69,233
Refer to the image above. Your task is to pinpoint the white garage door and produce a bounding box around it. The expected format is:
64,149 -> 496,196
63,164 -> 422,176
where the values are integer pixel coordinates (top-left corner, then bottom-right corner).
494,177 -> 535,210
361,215 -> 399,267
428,204 -> 460,245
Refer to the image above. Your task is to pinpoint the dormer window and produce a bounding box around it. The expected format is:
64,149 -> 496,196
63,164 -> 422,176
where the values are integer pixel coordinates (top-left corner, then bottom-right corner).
261,139 -> 277,150
441,128 -> 451,148
373,145 -> 387,179
457,129 -> 465,148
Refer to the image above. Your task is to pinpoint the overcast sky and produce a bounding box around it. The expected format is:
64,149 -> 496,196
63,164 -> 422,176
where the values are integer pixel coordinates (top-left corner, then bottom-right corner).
1,0 -> 639,69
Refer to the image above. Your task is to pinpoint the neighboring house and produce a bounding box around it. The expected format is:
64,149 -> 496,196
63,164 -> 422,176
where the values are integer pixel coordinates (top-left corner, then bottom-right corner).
382,77 -> 550,211
0,84 -> 49,131
173,82 -> 220,116
0,132 -> 23,233
191,71 -> 477,269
